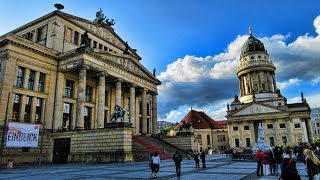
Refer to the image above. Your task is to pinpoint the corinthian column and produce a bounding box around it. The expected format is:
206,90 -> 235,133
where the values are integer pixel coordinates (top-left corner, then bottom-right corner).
97,73 -> 106,128
116,79 -> 122,106
76,65 -> 88,129
129,84 -> 136,125
152,92 -> 158,134
286,118 -> 294,144
141,88 -> 147,134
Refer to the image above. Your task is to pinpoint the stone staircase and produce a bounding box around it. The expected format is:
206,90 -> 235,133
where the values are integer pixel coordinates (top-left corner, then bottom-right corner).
132,135 -> 189,162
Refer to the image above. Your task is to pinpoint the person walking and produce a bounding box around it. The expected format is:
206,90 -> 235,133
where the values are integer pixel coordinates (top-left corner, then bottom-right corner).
303,148 -> 320,180
151,151 -> 160,178
194,151 -> 200,168
200,150 -> 206,168
280,149 -> 301,180
173,150 -> 182,177
256,149 -> 264,176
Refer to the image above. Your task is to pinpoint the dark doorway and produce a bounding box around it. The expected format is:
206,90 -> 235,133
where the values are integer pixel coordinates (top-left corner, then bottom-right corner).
52,138 -> 71,164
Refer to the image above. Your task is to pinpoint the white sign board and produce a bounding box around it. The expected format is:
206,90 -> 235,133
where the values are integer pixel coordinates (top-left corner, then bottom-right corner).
6,122 -> 40,147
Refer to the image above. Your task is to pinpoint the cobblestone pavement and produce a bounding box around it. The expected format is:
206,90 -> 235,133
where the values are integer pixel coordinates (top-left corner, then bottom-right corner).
0,155 -> 309,180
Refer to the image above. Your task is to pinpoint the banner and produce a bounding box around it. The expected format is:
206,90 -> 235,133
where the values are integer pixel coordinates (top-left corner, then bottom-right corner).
6,122 -> 40,147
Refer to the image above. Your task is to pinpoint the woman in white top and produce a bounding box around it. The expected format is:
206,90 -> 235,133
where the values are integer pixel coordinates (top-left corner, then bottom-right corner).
151,151 -> 160,178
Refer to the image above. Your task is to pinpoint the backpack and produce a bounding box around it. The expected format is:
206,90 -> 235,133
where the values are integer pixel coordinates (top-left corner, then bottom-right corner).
174,153 -> 182,163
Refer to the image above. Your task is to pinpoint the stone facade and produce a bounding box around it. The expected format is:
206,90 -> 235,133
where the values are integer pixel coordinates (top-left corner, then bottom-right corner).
0,9 -> 160,164
226,29 -> 311,152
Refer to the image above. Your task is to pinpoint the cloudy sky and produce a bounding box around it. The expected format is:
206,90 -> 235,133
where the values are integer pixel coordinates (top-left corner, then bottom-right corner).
1,1 -> 320,123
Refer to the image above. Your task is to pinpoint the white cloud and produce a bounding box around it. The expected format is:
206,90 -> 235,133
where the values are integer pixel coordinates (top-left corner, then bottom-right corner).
277,78 -> 302,90
157,15 -> 320,121
287,93 -> 320,108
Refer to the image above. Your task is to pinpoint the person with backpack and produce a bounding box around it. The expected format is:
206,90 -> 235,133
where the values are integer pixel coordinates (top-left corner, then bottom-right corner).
173,150 -> 182,177
280,149 -> 301,180
151,151 -> 160,178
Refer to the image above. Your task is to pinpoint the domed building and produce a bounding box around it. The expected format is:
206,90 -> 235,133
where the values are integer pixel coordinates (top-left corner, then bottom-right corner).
226,28 -> 312,151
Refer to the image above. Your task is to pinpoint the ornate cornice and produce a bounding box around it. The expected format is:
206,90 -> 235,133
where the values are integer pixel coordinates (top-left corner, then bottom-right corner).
58,47 -> 160,85
0,34 -> 58,60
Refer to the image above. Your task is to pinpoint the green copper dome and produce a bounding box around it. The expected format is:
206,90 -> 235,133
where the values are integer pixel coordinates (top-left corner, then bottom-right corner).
241,35 -> 266,55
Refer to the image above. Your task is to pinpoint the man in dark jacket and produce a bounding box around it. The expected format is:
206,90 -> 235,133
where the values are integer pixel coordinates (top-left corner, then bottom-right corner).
173,150 -> 182,177
256,149 -> 264,176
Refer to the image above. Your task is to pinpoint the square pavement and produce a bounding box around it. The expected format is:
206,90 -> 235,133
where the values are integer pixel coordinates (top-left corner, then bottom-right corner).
0,155 -> 310,180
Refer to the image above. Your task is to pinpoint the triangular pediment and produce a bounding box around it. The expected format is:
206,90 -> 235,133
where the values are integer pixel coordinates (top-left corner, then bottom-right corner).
233,103 -> 281,116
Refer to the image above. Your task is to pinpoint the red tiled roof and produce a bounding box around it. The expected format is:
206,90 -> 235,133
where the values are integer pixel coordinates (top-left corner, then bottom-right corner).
178,110 -> 223,129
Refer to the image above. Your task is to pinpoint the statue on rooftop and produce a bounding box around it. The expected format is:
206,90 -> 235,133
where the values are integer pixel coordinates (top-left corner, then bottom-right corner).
94,9 -> 106,24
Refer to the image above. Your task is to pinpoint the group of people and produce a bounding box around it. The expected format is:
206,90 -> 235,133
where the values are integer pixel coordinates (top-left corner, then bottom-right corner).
255,147 -> 320,180
149,148 -> 206,178
149,150 -> 183,178
193,149 -> 206,168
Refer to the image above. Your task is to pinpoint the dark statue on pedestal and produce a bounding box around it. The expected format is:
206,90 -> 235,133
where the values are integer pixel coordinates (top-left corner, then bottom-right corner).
110,105 -> 126,122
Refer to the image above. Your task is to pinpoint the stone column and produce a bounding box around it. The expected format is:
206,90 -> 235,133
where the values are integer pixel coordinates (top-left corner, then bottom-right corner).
115,79 -> 122,106
30,96 -> 37,123
97,73 -> 105,128
23,68 -> 30,89
301,119 -> 309,143
53,72 -> 64,130
306,118 -> 313,143
76,65 -> 88,129
239,124 -> 243,148
249,121 -> 255,145
152,92 -> 158,134
273,119 -> 278,145
286,119 -> 294,144
129,84 -> 136,125
19,95 -> 27,122
34,71 -> 40,91
141,88 -> 147,134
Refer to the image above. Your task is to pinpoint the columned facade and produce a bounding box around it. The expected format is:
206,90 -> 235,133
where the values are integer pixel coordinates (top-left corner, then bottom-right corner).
226,28 -> 311,151
76,65 -> 88,130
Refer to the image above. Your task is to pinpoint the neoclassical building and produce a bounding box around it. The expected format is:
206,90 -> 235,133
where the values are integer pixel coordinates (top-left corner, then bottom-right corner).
0,7 -> 160,164
226,29 -> 311,151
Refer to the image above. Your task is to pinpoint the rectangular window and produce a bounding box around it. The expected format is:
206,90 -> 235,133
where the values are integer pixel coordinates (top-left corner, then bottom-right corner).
16,67 -> 25,88
104,46 -> 108,51
267,124 -> 273,129
84,107 -> 91,130
198,135 -> 202,145
24,96 -> 32,122
282,136 -> 287,143
36,25 -> 47,42
12,94 -> 21,121
85,86 -> 93,102
218,135 -> 226,142
207,135 -> 211,145
244,125 -> 249,130
28,70 -> 35,90
147,103 -> 150,116
105,91 -> 109,106
93,41 -> 97,48
73,31 -> 79,45
294,123 -> 301,128
235,138 -> 239,147
65,80 -> 74,98
35,98 -> 42,123
22,147 -> 30,152
246,138 -> 250,147
38,73 -> 45,92
279,123 -> 286,128
270,137 -> 275,146
63,103 -> 72,131
233,126 -> 238,131
24,31 -> 34,41
139,101 -> 142,114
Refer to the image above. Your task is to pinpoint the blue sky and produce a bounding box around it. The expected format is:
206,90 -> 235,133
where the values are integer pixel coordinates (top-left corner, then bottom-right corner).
1,1 -> 320,123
